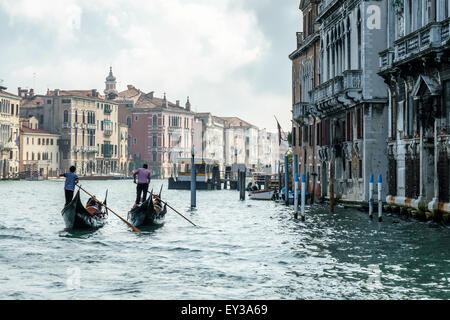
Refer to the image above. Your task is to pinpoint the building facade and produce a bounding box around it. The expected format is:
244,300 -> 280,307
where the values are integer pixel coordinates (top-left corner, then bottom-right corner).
221,117 -> 259,170
379,0 -> 450,214
0,86 -> 21,179
309,0 -> 389,203
20,89 -> 120,175
193,113 -> 226,171
290,0 -> 322,199
117,85 -> 195,178
19,117 -> 60,178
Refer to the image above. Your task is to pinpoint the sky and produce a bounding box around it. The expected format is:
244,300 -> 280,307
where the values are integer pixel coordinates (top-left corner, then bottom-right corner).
0,0 -> 301,132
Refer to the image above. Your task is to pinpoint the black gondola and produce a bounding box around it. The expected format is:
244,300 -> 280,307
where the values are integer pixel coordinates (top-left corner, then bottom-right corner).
61,190 -> 108,229
127,192 -> 166,227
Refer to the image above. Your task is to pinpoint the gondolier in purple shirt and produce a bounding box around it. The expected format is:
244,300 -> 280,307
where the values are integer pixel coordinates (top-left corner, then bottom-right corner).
133,164 -> 151,205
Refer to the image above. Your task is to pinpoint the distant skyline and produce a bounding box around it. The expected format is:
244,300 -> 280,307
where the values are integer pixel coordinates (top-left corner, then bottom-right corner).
0,0 -> 301,132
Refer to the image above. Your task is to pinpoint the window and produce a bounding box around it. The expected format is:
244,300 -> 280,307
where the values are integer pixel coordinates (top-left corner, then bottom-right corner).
317,165 -> 321,182
127,116 -> 131,129
292,127 -> 296,147
64,110 -> 69,123
348,161 -> 352,179
134,138 -> 137,145
153,136 -> 157,147
75,110 -> 78,123
356,108 -> 364,139
153,152 -> 157,162
153,115 -> 158,128
359,160 -> 363,178
38,138 -> 41,145
47,100 -> 52,104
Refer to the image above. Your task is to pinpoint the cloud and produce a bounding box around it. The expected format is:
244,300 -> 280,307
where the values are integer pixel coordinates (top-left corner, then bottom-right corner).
0,0 -> 82,40
0,0 -> 297,131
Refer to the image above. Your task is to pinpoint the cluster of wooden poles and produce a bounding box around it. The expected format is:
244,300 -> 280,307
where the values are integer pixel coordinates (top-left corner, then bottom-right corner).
77,184 -> 197,233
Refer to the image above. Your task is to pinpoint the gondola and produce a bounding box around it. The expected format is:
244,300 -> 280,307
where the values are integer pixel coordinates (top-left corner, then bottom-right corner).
61,190 -> 108,229
127,191 -> 167,227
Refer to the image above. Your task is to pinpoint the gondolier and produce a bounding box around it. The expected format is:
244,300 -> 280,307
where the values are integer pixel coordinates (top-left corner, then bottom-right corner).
133,164 -> 151,205
60,166 -> 79,205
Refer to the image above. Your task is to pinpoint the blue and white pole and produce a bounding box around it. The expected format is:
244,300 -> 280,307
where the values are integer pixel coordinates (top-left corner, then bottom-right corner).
284,155 -> 289,206
369,174 -> 374,220
301,174 -> 306,221
191,146 -> 196,208
294,173 -> 299,218
378,174 -> 383,222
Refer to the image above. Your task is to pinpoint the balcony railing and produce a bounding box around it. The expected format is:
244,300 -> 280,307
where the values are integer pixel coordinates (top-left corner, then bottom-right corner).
104,105 -> 113,114
87,124 -> 96,130
62,122 -> 70,129
381,19 -> 450,70
293,102 -> 313,122
104,129 -> 113,137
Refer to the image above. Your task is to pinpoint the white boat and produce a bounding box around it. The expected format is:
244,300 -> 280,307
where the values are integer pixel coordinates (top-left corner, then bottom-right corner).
248,189 -> 274,200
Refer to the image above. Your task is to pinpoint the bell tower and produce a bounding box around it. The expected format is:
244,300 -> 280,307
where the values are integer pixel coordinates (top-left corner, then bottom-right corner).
104,66 -> 118,99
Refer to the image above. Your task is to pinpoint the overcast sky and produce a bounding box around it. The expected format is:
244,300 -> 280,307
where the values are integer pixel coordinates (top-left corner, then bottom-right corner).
0,0 -> 300,132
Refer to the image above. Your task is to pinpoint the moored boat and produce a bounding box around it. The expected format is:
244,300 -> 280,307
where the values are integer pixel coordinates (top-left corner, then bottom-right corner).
127,192 -> 167,227
248,189 -> 275,200
61,190 -> 108,229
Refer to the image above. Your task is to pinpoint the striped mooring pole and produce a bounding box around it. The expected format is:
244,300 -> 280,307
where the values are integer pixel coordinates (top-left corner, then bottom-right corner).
191,148 -> 196,208
284,155 -> 289,206
369,174 -> 374,220
301,174 -> 306,221
378,174 -> 383,222
294,173 -> 299,218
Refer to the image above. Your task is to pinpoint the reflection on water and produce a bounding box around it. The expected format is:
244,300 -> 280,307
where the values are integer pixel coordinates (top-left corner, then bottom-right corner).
0,179 -> 449,299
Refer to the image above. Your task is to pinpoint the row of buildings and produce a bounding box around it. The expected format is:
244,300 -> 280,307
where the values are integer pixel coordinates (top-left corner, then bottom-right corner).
290,0 -> 450,215
0,68 -> 287,180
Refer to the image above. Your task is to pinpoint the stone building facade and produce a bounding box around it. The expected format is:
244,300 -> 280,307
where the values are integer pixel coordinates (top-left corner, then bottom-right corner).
117,85 -> 195,178
0,86 -> 21,179
193,113 -> 226,171
310,0 -> 389,203
378,0 -> 450,214
290,0 -> 322,199
20,89 -> 120,175
221,117 -> 259,170
19,117 -> 60,178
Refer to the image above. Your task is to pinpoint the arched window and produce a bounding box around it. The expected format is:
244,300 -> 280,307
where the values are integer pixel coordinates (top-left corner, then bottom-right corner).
127,116 -> 131,129
64,110 -> 69,123
347,16 -> 351,69
357,9 -> 362,69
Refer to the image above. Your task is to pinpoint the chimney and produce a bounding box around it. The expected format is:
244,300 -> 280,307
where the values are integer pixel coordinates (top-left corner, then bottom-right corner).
185,96 -> 191,111
176,100 -> 180,107
54,89 -> 60,96
162,92 -> 167,108
29,88 -> 34,97
91,89 -> 97,97
127,85 -> 134,90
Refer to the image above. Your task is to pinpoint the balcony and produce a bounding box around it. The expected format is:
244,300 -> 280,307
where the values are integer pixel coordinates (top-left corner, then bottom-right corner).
104,105 -> 113,114
104,129 -> 113,137
317,0 -> 340,20
72,146 -> 81,153
62,122 -> 70,129
293,102 -> 313,124
312,70 -> 362,113
381,19 -> 450,70
87,123 -> 96,130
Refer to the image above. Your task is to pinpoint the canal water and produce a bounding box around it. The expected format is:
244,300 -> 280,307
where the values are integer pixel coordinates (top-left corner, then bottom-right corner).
0,179 -> 449,299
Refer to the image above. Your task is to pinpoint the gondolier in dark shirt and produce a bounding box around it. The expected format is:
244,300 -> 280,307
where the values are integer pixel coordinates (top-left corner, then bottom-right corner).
60,166 -> 79,205
134,164 -> 151,204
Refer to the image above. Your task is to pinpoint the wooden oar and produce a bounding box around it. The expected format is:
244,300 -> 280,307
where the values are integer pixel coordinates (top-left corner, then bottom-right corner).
150,192 -> 197,227
78,185 -> 142,233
